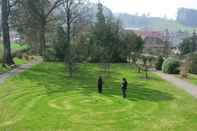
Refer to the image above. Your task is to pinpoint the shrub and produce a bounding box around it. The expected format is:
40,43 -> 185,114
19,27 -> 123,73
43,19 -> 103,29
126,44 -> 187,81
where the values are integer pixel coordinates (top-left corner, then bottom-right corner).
190,54 -> 197,74
180,58 -> 191,78
155,56 -> 164,70
162,58 -> 180,74
44,48 -> 56,62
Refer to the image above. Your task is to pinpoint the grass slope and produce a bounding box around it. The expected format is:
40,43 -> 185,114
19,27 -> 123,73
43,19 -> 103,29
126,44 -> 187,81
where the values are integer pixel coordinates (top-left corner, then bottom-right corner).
0,63 -> 197,131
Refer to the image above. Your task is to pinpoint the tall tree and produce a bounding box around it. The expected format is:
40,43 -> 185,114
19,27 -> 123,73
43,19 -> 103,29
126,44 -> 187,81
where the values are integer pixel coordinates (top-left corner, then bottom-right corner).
191,30 -> 197,52
91,2 -> 106,62
11,0 -> 63,56
179,38 -> 193,55
1,0 -> 15,66
179,31 -> 197,55
62,0 -> 88,77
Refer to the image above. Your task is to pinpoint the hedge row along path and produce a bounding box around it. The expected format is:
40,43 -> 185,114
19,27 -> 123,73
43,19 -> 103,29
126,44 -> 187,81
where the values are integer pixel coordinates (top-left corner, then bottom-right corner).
0,57 -> 43,84
156,71 -> 197,98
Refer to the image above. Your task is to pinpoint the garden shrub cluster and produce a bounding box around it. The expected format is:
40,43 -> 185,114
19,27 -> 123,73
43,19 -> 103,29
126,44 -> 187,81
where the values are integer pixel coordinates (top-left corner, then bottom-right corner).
162,58 -> 181,74
155,56 -> 164,71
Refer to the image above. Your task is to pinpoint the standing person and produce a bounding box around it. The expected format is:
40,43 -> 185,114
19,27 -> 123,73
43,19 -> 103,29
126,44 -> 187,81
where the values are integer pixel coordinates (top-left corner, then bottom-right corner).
98,76 -> 104,94
121,78 -> 128,98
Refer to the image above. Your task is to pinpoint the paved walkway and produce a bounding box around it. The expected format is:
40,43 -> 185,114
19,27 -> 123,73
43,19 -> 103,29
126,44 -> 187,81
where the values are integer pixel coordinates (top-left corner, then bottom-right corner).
156,72 -> 197,98
0,58 -> 42,84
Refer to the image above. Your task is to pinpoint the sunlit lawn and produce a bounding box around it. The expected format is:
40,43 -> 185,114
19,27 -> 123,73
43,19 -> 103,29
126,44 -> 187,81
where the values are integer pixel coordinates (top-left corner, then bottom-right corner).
0,63 -> 197,131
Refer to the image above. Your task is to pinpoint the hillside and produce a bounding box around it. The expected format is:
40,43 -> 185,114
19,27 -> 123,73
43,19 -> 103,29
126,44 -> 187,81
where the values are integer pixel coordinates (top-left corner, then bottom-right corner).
177,8 -> 197,27
115,13 -> 195,32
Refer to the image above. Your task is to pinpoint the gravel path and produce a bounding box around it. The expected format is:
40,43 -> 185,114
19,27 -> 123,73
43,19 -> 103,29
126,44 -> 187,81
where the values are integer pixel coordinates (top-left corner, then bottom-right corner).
156,72 -> 197,98
0,58 -> 42,84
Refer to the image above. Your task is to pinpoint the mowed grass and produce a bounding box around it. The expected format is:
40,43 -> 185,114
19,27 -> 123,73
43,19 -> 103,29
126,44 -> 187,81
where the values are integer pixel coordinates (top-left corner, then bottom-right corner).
0,63 -> 197,131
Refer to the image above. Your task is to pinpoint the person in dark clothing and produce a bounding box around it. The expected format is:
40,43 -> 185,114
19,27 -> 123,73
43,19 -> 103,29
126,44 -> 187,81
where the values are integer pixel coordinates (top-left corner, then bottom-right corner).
98,76 -> 104,93
121,78 -> 128,98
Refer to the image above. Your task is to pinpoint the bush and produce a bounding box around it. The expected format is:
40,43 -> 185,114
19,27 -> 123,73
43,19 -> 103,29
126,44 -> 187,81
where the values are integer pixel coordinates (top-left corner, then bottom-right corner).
162,58 -> 181,74
180,58 -> 191,78
190,54 -> 197,74
44,48 -> 56,62
155,56 -> 164,70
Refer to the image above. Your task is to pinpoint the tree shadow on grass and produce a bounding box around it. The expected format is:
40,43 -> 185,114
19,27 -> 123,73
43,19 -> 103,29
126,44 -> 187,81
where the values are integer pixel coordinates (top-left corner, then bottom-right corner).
16,63 -> 174,102
77,82 -> 174,102
126,84 -> 174,101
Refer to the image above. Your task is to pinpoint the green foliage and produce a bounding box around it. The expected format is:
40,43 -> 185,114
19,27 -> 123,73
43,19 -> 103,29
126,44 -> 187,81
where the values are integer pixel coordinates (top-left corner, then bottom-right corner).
0,66 -> 11,73
44,48 -> 57,61
13,57 -> 28,65
124,31 -> 144,63
0,43 -> 28,62
0,57 -> 27,73
53,26 -> 68,61
73,32 -> 91,62
162,58 -> 181,74
190,54 -> 197,74
155,56 -> 164,70
179,38 -> 193,55
188,74 -> 197,85
91,3 -> 144,63
96,3 -> 106,27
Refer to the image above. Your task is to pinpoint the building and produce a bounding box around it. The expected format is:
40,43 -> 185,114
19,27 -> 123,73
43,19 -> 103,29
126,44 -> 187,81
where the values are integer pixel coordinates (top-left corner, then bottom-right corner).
143,36 -> 166,56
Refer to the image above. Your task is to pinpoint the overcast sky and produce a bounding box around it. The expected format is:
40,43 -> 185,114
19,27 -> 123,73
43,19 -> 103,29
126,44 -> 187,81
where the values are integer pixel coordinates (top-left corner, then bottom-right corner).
90,0 -> 197,19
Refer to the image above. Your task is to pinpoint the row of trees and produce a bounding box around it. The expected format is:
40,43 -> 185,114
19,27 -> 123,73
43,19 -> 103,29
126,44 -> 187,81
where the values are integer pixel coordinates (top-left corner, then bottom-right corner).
1,0 -> 144,77
1,0 -> 88,65
179,30 -> 197,55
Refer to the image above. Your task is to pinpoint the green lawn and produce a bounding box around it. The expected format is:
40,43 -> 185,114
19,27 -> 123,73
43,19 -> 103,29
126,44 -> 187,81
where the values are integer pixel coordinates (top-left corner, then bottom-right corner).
0,58 -> 28,74
0,63 -> 197,131
187,74 -> 197,86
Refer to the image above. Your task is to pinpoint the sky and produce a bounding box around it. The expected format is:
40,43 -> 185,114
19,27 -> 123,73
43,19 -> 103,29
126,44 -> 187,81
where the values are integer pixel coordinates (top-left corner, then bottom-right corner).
90,0 -> 197,19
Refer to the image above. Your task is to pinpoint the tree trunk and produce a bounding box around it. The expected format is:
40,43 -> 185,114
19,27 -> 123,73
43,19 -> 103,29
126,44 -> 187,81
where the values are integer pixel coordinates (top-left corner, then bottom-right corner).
39,23 -> 46,56
1,0 -> 15,66
65,7 -> 73,77
145,65 -> 148,80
